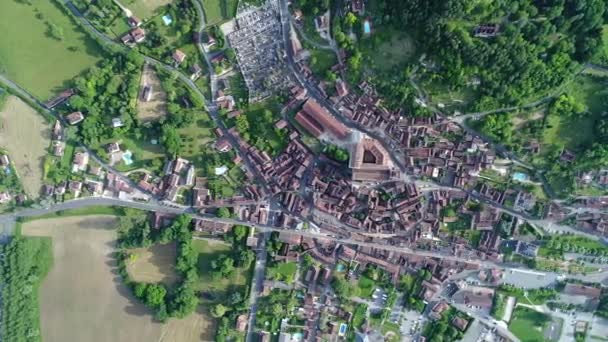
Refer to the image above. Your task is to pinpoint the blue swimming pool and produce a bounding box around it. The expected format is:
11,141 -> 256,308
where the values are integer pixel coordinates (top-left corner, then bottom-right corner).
339,323 -> 347,335
363,20 -> 371,34
512,172 -> 529,182
122,150 -> 134,165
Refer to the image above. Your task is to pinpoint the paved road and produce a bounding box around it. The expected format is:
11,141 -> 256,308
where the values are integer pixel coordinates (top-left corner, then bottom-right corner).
245,231 -> 269,342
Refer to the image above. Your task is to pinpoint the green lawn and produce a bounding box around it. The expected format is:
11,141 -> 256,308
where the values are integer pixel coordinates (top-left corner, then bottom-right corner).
360,28 -> 416,72
124,0 -> 171,20
357,275 -> 376,298
268,261 -> 298,283
202,0 -> 238,25
192,239 -> 248,301
0,0 -> 103,99
509,307 -> 550,342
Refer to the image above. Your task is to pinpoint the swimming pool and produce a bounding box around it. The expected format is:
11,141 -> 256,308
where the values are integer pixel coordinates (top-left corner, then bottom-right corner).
512,172 -> 529,182
122,150 -> 134,165
363,20 -> 371,34
339,323 -> 347,336
162,15 -> 173,26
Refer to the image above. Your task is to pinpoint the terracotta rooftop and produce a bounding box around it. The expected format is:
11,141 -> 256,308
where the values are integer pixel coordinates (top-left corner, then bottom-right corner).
295,98 -> 350,139
349,134 -> 395,181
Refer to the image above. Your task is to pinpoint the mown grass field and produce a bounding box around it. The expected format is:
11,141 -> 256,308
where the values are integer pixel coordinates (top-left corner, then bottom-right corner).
508,307 -> 550,342
0,0 -> 102,99
0,96 -> 50,198
22,215 -> 213,342
202,0 -> 238,25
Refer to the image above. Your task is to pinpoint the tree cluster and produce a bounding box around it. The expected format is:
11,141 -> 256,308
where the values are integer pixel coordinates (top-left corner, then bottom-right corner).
116,213 -> 199,321
323,144 -> 349,163
0,236 -> 53,342
211,225 -> 256,342
68,51 -> 143,148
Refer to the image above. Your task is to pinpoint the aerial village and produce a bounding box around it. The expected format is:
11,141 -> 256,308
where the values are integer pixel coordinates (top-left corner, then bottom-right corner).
1,0 -> 608,342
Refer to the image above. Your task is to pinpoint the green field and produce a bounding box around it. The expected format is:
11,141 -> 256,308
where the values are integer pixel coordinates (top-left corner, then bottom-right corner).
0,0 -> 102,99
543,74 -> 607,151
509,307 -> 551,342
202,0 -> 238,25
192,239 -> 248,301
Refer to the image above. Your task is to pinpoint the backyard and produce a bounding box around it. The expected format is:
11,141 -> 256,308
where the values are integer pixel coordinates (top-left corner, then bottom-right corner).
0,96 -> 50,198
0,0 -> 102,99
22,215 -> 213,342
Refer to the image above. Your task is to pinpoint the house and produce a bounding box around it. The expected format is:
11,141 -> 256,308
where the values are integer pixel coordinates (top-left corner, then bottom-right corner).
130,27 -> 146,43
451,317 -> 469,331
335,79 -> 349,97
88,165 -> 102,177
0,155 -> 9,167
236,314 -> 248,332
42,185 -> 55,197
275,119 -> 288,129
65,111 -> 84,125
201,31 -> 216,49
106,142 -> 121,154
52,120 -> 64,140
128,16 -> 142,27
141,85 -> 152,102
215,139 -> 232,152
111,117 -> 124,128
68,180 -> 83,197
86,179 -> 104,195
52,141 -> 66,157
190,64 -> 203,80
72,152 -> 89,172
473,24 -> 499,38
0,192 -> 11,204
563,283 -> 601,300
173,49 -> 187,65
55,181 -> 67,195
216,95 -> 235,111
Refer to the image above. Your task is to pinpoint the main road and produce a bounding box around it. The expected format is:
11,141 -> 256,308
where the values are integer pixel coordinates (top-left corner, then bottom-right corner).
3,196 -> 608,283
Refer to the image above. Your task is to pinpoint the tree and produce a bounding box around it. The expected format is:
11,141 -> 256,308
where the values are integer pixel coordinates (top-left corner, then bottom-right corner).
344,12 -> 358,27
145,284 -> 167,308
134,283 -> 148,298
211,303 -> 229,318
217,207 -> 231,218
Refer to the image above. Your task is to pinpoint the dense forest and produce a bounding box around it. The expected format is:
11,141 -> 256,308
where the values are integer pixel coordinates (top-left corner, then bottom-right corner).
0,236 -> 53,342
374,0 -> 607,110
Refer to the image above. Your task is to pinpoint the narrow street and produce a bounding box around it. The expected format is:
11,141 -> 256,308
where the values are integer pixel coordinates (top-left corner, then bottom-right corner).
245,232 -> 269,342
